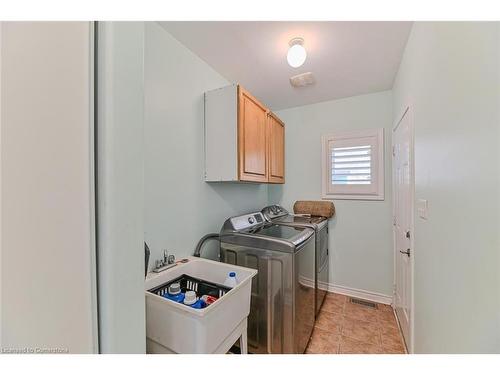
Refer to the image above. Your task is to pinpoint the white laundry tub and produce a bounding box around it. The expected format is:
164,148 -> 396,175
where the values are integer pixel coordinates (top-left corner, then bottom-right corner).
144,256 -> 257,354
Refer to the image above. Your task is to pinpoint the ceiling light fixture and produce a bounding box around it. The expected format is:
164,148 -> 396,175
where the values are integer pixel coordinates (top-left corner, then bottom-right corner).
287,37 -> 307,68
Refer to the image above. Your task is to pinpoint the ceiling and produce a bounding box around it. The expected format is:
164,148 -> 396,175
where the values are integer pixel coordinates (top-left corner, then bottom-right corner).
159,22 -> 412,111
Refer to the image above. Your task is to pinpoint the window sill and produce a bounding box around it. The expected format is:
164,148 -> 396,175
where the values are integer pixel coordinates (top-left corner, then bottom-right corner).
322,193 -> 385,201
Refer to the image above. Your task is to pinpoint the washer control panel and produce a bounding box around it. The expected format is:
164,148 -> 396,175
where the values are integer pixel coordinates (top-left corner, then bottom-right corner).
230,212 -> 264,231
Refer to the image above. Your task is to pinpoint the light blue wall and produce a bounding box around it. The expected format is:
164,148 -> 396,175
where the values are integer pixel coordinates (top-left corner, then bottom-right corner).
96,22 -> 146,354
144,22 -> 269,266
269,91 -> 394,297
393,22 -> 500,353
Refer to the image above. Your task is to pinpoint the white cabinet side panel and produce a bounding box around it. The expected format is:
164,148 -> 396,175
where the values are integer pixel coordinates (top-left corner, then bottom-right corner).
204,84 -> 238,181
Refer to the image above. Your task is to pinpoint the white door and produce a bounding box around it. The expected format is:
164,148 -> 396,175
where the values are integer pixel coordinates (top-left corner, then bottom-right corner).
393,107 -> 413,351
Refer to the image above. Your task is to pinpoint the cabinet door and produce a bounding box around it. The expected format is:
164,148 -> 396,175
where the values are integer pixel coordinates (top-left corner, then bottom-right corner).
268,113 -> 285,183
238,87 -> 269,182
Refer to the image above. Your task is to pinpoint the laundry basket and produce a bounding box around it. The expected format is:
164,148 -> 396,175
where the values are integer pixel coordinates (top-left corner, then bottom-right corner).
149,274 -> 231,301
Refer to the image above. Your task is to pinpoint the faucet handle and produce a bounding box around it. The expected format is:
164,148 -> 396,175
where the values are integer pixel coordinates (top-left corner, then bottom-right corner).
168,254 -> 175,265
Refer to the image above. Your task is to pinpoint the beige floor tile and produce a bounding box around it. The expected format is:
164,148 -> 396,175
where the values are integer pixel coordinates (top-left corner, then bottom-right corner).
382,346 -> 407,354
315,310 -> 343,333
380,318 -> 400,335
306,341 -> 339,354
342,317 -> 381,345
312,326 -> 342,344
378,309 -> 397,323
377,303 -> 393,313
381,331 -> 406,353
343,301 -> 380,323
338,336 -> 382,354
325,293 -> 347,305
315,294 -> 406,355
306,327 -> 341,354
321,298 -> 345,315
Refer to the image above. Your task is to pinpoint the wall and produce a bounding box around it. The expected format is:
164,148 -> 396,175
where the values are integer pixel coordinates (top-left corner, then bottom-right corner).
96,22 -> 146,353
269,91 -> 394,299
144,22 -> 269,265
393,22 -> 500,353
0,22 -> 97,353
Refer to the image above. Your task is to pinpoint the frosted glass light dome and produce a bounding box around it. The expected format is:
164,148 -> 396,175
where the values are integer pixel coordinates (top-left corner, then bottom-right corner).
287,38 -> 307,68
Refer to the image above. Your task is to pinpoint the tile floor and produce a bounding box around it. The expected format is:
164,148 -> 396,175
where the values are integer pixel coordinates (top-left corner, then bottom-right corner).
306,292 -> 407,354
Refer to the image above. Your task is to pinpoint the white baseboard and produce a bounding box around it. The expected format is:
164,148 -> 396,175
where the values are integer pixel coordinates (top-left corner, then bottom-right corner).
323,282 -> 393,305
299,276 -> 394,306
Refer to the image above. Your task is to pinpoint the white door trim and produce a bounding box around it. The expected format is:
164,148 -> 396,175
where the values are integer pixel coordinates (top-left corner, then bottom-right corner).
392,105 -> 415,353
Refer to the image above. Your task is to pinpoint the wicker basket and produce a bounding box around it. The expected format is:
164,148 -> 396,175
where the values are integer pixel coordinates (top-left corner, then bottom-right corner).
293,200 -> 335,218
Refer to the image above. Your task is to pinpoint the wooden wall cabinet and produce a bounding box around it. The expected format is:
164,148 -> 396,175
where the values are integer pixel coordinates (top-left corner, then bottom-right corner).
267,112 -> 285,184
205,84 -> 285,184
238,87 -> 269,182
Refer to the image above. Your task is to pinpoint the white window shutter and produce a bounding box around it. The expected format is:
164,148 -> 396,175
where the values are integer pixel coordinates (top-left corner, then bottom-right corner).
322,129 -> 384,200
331,144 -> 372,185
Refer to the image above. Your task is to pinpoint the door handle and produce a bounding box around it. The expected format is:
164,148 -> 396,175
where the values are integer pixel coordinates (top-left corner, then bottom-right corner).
399,248 -> 411,257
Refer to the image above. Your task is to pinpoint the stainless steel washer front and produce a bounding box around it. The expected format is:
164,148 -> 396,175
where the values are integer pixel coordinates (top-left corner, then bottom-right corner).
219,212 -> 315,354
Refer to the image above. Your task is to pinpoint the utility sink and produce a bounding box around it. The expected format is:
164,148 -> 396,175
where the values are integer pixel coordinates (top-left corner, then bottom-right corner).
144,256 -> 257,354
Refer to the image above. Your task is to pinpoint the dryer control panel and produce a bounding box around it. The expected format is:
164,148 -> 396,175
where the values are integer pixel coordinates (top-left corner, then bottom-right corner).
261,205 -> 289,221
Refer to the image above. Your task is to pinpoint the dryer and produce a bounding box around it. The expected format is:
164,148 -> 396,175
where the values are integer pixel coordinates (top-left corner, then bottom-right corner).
262,205 -> 329,317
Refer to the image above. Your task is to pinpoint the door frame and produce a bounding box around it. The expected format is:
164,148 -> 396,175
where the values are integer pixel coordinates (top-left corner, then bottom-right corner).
392,105 -> 415,353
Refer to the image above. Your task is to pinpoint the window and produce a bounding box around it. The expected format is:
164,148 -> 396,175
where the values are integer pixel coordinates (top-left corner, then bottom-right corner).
322,129 -> 384,200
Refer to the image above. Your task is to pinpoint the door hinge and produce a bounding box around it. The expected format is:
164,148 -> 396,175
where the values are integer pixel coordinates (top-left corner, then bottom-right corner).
392,146 -> 396,157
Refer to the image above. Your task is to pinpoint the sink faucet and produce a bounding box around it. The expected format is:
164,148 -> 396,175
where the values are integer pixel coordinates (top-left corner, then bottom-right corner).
153,249 -> 176,273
